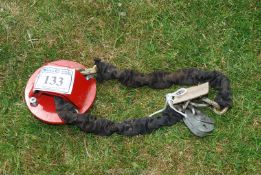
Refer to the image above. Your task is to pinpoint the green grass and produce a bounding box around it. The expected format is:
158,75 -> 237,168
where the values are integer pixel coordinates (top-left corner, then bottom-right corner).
0,0 -> 260,174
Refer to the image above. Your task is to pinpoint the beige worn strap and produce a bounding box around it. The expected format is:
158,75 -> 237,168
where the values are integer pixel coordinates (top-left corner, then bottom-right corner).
172,82 -> 209,104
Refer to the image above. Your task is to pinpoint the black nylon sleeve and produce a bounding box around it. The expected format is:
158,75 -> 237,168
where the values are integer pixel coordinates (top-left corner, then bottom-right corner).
55,97 -> 183,136
94,59 -> 232,109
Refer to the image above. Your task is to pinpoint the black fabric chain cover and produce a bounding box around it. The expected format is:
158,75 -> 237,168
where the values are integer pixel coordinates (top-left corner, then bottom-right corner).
54,59 -> 232,136
94,59 -> 232,108
55,97 -> 183,136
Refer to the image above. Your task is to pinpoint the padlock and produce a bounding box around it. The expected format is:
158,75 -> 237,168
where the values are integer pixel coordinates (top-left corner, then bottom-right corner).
183,109 -> 214,137
24,60 -> 96,124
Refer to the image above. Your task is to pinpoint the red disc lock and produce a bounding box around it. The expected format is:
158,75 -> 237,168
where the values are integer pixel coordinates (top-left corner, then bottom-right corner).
24,60 -> 96,124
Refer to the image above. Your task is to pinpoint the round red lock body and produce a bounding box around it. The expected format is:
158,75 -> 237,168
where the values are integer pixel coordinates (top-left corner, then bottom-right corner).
24,60 -> 96,124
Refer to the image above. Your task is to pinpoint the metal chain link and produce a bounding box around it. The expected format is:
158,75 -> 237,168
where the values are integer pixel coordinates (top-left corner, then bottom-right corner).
79,65 -> 97,76
190,97 -> 228,115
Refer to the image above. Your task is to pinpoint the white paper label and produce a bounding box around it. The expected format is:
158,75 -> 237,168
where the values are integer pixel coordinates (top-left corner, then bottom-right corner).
34,66 -> 75,94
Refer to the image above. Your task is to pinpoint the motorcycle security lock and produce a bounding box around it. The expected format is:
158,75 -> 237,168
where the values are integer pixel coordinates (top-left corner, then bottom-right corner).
25,59 -> 232,137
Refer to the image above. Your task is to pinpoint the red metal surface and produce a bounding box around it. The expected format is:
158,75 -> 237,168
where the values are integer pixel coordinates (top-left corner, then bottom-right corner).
25,60 -> 96,124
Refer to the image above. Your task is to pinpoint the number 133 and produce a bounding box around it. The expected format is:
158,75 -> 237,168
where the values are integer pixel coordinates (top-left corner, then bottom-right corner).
44,76 -> 64,86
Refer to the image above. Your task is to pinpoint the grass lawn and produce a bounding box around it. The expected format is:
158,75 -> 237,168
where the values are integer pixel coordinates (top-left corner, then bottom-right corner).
0,0 -> 260,174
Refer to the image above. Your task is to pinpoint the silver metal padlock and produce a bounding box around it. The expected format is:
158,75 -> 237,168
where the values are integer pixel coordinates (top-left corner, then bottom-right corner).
183,109 -> 214,137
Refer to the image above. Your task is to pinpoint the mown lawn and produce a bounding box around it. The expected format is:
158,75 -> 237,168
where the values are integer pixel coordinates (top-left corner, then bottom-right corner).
0,0 -> 260,174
